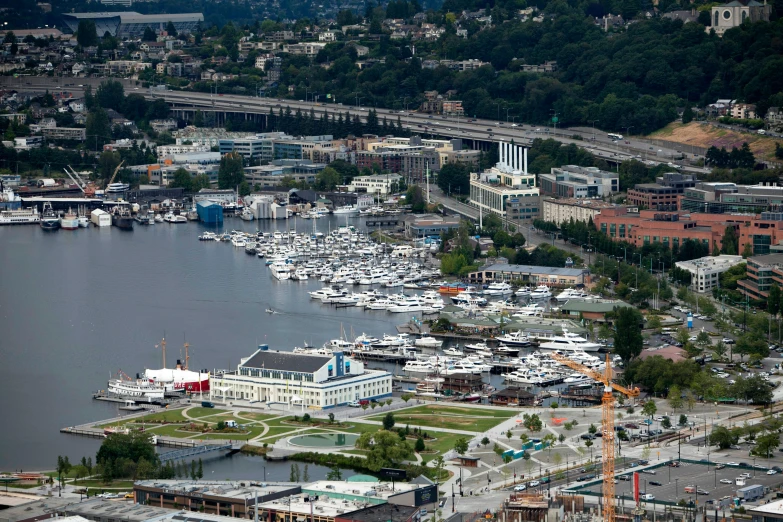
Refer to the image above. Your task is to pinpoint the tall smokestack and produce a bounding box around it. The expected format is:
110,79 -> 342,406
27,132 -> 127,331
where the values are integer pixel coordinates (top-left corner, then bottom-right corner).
524,147 -> 528,175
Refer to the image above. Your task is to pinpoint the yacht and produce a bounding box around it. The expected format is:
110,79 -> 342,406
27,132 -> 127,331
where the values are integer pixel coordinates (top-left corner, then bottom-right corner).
556,288 -> 592,302
512,303 -> 545,317
443,347 -> 464,357
269,261 -> 292,280
563,373 -> 592,384
538,328 -> 603,352
231,235 -> 247,248
414,335 -> 443,348
483,282 -> 513,296
164,212 -> 187,223
494,344 -> 519,356
40,202 -> 60,230
240,207 -> 255,221
333,205 -> 359,215
452,291 -> 487,306
495,330 -> 532,347
291,268 -> 309,281
515,286 -> 531,297
107,377 -> 165,400
106,182 -> 130,193
529,285 -> 552,299
403,360 -> 435,374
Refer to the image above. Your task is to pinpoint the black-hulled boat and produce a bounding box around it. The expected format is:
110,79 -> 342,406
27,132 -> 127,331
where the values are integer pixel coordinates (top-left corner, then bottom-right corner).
111,206 -> 134,230
40,202 -> 60,230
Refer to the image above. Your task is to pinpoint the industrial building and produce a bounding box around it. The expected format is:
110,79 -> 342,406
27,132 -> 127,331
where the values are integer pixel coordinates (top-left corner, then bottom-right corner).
196,200 -> 223,225
61,12 -> 204,38
209,346 -> 392,408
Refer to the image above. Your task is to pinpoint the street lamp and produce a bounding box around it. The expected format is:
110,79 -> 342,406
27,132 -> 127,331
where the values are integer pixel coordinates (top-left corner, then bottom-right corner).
589,119 -> 599,141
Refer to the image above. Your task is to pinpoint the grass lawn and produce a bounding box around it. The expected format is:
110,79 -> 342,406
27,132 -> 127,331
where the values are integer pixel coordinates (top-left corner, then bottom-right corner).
372,412 -> 504,432
237,412 -> 278,422
387,405 -> 516,418
256,426 -> 298,440
419,432 -> 464,463
186,407 -> 229,419
134,409 -> 189,424
75,479 -> 135,488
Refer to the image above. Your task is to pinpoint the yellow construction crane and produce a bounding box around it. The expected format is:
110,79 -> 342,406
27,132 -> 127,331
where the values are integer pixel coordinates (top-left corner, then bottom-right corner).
551,353 -> 640,522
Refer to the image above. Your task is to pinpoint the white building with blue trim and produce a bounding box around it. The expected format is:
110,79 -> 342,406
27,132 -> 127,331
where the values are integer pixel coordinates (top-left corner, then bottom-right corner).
209,345 -> 392,409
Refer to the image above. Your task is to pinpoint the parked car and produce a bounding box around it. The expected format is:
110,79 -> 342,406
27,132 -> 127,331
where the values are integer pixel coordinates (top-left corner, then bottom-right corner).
649,481 -> 662,486
529,480 -> 540,487
514,485 -> 527,491
641,494 -> 655,501
719,479 -> 733,484
348,400 -> 361,407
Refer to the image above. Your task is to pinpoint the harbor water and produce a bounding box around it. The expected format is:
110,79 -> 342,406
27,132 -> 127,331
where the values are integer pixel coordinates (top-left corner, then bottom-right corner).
0,216 -> 556,473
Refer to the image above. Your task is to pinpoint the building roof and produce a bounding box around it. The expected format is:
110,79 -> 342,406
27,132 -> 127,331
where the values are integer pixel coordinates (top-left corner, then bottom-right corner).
748,498 -> 783,515
674,255 -> 744,272
492,387 -> 535,399
338,504 -> 420,522
481,264 -> 586,276
559,299 -> 633,313
639,345 -> 686,363
748,254 -> 783,267
63,11 -> 204,23
242,349 -> 331,372
134,480 -> 298,501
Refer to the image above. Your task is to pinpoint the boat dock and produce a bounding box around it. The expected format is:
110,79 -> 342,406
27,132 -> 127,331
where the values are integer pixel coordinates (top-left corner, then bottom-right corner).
92,390 -> 178,407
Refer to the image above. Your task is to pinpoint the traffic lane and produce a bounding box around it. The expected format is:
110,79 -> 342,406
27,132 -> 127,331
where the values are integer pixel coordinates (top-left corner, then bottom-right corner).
5,76 -> 690,161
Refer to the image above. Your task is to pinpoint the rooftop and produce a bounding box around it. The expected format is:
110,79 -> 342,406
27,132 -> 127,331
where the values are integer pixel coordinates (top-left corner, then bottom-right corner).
257,494 -> 368,517
241,349 -> 331,373
62,498 -> 249,522
748,498 -> 783,515
481,264 -> 587,276
134,480 -> 298,501
748,254 -> 783,267
303,480 -> 423,501
559,299 -> 633,313
674,255 -> 744,272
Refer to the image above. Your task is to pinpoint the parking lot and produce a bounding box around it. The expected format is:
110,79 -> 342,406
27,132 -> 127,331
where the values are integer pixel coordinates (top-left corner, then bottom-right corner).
570,461 -> 781,505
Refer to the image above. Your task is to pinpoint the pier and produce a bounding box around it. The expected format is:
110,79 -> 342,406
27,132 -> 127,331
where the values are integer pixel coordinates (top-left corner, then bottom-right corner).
158,443 -> 242,463
364,219 -> 400,227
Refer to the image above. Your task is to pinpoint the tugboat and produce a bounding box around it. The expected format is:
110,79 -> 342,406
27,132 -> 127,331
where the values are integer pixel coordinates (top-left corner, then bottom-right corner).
40,202 -> 60,230
111,205 -> 134,230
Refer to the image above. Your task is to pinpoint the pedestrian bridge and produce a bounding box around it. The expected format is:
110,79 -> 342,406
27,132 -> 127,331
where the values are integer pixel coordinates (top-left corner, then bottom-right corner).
159,443 -> 242,463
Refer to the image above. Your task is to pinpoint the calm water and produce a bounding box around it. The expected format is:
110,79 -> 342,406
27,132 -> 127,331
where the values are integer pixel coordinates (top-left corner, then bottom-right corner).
0,216 -> 401,472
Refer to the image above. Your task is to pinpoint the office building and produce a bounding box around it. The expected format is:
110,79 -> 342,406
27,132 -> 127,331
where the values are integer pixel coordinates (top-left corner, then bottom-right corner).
538,165 -> 619,198
243,160 -> 326,188
680,182 -> 783,214
209,346 -> 392,408
627,172 -> 696,210
403,214 -> 461,238
738,254 -> 783,300
674,255 -> 745,293
469,142 -> 539,222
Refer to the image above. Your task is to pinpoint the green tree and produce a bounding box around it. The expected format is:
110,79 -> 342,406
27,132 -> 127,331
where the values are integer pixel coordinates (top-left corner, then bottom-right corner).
769,285 -> 781,317
668,385 -> 683,410
143,26 -> 156,41
722,226 -> 739,255
588,424 -> 597,435
315,166 -> 342,191
86,108 -> 112,150
614,307 -> 644,365
169,168 -> 193,191
406,185 -> 426,212
454,437 -> 469,455
77,20 -> 98,47
165,21 -> 178,37
192,174 -> 212,191
642,400 -> 657,421
383,412 -> 395,430
753,432 -> 780,458
218,152 -> 245,190
682,105 -> 694,124
197,458 -> 203,480
56,455 -> 72,492
709,426 -> 738,449
355,430 -> 414,471
326,467 -> 343,480
415,437 -> 425,452
437,162 -> 470,195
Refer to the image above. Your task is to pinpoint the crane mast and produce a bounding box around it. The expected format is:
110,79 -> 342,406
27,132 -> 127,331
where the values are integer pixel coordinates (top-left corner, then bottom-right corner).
551,353 -> 639,522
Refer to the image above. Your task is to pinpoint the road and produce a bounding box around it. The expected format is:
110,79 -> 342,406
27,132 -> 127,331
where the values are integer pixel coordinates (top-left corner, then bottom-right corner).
1,76 -> 704,173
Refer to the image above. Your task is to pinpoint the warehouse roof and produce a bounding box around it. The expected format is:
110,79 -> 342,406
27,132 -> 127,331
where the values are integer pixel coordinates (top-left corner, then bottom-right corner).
480,264 -> 587,276
559,299 -> 633,313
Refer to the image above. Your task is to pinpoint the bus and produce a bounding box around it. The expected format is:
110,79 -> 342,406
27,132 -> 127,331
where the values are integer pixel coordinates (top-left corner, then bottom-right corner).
607,133 -> 623,141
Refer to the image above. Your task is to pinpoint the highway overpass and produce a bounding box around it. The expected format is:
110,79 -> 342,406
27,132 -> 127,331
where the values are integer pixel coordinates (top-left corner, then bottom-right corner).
1,76 -> 711,175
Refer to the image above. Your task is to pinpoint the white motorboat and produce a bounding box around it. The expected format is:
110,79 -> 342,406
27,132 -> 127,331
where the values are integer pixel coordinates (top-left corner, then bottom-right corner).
483,282 -> 513,296
291,268 -> 309,280
515,286 -> 531,297
333,205 -> 359,215
512,303 -> 546,317
231,236 -> 247,247
564,373 -> 592,384
59,208 -> 79,230
240,207 -> 255,221
556,288 -> 592,302
414,335 -> 443,348
403,360 -> 434,374
538,328 -> 603,352
452,291 -> 487,306
443,347 -> 464,357
154,214 -> 164,223
529,285 -> 552,299
106,182 -> 130,193
269,261 -> 292,280
164,212 -> 187,223
495,331 -> 531,347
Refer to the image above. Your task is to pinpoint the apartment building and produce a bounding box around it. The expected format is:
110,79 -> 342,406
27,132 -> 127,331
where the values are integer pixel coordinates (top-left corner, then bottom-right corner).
541,197 -> 620,227
680,182 -> 783,214
738,254 -> 783,300
40,127 -> 86,140
347,174 -> 402,196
